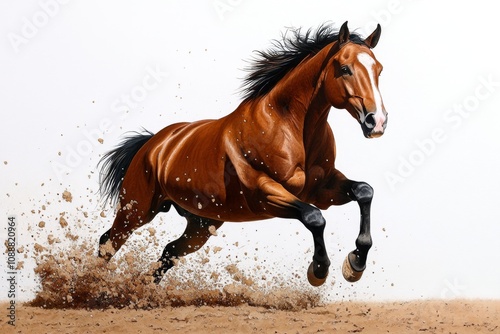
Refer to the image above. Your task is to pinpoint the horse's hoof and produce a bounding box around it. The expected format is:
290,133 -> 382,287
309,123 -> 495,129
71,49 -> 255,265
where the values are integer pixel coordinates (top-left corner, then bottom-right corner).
342,255 -> 363,282
307,262 -> 328,287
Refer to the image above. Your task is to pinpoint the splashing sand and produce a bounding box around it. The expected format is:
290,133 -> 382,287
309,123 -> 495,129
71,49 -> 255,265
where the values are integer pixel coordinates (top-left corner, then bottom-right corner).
14,184 -> 323,312
29,239 -> 321,311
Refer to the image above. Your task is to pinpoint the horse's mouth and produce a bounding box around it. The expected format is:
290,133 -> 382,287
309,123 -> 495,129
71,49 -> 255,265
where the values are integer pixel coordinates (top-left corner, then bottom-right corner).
367,131 -> 384,139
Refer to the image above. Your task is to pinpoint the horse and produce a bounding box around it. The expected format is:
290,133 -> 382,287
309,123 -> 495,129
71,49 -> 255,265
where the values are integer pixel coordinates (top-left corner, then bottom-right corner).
98,21 -> 387,287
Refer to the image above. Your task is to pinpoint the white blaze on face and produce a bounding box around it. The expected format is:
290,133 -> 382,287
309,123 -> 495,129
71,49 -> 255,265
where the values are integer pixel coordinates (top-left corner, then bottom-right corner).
357,52 -> 386,132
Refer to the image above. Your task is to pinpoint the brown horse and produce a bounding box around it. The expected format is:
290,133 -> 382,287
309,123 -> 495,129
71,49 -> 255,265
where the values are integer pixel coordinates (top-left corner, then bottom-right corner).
98,21 -> 387,286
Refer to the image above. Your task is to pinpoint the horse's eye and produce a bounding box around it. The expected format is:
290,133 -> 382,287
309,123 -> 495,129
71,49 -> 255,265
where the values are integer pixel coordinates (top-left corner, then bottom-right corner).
341,65 -> 352,76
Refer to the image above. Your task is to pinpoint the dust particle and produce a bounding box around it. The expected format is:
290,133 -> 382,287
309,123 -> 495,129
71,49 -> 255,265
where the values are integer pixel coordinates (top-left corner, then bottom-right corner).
59,215 -> 68,228
47,235 -> 61,245
34,243 -> 46,253
208,225 -> 218,236
62,190 -> 73,202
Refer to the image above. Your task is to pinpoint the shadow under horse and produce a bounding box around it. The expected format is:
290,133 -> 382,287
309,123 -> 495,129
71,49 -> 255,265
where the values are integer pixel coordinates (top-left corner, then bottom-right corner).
98,21 -> 388,287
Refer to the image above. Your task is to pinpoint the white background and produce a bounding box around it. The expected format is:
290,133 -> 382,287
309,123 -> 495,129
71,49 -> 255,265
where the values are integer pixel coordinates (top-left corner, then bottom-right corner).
1,0 -> 500,302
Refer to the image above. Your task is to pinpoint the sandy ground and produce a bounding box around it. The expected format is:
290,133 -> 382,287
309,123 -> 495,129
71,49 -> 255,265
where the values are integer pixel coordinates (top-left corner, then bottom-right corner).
2,300 -> 499,334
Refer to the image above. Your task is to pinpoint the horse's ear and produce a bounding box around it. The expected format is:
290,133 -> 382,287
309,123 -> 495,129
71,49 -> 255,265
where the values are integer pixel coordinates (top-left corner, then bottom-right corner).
338,21 -> 350,46
364,24 -> 381,48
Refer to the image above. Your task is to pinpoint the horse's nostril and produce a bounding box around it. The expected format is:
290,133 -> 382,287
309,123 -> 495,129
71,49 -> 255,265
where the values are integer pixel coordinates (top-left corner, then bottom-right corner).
364,113 -> 376,128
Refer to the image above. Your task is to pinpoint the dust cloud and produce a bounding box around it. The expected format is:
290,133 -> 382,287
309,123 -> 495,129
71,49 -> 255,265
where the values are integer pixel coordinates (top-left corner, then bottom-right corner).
27,190 -> 321,311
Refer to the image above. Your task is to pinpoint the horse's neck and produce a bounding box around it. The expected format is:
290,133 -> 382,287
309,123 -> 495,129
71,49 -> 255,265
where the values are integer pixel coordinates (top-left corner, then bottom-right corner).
265,44 -> 333,130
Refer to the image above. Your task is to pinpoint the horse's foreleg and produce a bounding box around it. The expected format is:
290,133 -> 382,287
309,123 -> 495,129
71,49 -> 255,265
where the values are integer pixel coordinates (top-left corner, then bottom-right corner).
316,173 -> 374,283
153,209 -> 223,284
341,181 -> 373,283
228,147 -> 331,286
293,201 -> 331,287
313,170 -> 374,283
254,177 -> 331,286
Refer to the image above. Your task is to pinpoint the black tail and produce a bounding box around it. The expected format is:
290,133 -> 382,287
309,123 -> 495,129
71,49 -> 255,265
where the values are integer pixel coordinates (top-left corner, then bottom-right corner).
98,129 -> 154,205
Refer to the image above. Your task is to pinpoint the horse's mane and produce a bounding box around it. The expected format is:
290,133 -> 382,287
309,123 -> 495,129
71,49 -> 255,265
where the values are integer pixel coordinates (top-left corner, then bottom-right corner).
241,24 -> 365,101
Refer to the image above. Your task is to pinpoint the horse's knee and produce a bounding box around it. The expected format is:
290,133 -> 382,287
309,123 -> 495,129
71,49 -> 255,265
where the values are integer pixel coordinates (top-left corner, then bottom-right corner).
304,207 -> 325,229
351,182 -> 373,203
294,201 -> 325,230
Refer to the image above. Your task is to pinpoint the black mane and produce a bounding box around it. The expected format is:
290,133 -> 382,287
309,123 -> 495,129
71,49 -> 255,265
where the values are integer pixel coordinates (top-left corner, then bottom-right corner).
241,24 -> 365,101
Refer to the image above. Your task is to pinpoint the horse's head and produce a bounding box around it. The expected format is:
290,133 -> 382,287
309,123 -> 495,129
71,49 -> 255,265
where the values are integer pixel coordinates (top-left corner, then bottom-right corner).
324,22 -> 387,138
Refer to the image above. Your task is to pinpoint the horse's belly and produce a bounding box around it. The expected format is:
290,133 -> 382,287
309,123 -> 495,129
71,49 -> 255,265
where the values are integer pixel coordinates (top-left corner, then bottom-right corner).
169,190 -> 273,222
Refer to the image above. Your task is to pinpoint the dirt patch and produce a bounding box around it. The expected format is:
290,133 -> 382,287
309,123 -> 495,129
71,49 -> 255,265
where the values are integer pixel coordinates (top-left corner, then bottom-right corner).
2,300 -> 499,333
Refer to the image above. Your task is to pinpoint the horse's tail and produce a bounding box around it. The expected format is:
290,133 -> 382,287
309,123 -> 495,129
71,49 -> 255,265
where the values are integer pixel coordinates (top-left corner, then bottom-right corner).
98,129 -> 154,205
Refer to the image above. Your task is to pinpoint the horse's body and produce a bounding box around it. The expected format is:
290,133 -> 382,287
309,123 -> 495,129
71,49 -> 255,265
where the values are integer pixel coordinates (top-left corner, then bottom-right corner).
99,22 -> 387,286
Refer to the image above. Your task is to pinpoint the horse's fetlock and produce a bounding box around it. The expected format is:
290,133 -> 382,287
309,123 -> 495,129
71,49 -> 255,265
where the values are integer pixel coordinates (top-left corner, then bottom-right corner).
356,234 -> 373,251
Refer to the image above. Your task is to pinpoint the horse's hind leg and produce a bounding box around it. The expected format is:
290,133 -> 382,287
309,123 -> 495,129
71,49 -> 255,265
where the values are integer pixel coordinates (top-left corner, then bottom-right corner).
153,207 -> 223,284
98,228 -> 112,258
98,187 -> 166,261
98,201 -> 156,261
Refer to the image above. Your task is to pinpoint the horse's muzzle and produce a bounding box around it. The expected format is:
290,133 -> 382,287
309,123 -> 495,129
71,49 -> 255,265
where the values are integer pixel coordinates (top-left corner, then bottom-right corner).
361,112 -> 388,138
